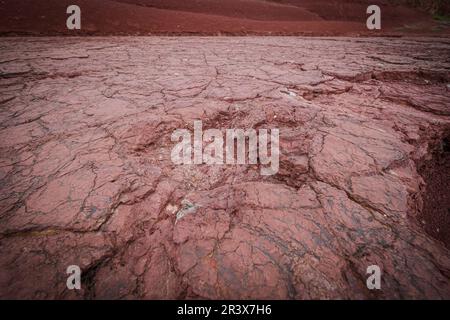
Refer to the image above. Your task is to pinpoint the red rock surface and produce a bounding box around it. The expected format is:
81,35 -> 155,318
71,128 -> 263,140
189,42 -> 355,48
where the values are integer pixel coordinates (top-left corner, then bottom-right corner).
0,37 -> 449,299
0,0 -> 448,36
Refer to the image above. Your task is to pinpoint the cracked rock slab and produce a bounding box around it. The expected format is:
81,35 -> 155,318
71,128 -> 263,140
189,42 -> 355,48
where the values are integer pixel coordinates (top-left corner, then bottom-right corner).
0,37 -> 449,299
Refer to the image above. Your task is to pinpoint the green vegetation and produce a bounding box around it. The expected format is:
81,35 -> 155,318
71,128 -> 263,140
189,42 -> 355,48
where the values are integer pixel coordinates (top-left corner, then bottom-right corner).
396,0 -> 449,15
433,14 -> 450,22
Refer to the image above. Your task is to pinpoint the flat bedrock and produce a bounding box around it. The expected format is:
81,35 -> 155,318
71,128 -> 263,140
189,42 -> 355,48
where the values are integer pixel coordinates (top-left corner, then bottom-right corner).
0,37 -> 449,299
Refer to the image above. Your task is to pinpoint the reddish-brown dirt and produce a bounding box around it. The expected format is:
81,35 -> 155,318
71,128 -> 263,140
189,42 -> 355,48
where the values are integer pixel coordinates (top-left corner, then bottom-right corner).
0,0 -> 448,36
0,37 -> 449,299
418,132 -> 450,247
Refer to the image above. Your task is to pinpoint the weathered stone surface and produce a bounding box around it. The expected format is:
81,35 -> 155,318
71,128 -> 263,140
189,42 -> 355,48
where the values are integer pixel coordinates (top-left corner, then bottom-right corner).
0,37 -> 449,299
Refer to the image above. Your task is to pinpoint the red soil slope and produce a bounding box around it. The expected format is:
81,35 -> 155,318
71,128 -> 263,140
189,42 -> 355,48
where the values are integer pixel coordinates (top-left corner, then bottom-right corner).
0,0 -> 447,35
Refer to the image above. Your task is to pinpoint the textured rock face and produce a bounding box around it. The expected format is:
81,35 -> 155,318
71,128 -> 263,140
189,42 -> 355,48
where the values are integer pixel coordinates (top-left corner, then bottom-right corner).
0,37 -> 449,299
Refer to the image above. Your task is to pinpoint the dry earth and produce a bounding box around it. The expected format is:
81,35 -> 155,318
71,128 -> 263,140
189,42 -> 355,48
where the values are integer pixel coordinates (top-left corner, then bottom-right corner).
0,37 -> 449,299
1,0 -> 448,36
